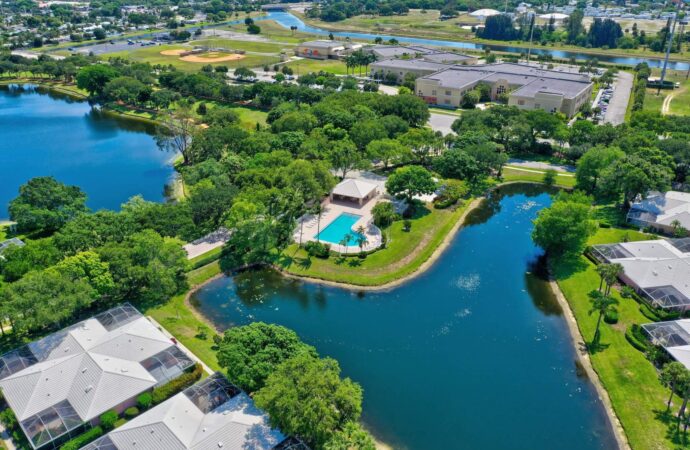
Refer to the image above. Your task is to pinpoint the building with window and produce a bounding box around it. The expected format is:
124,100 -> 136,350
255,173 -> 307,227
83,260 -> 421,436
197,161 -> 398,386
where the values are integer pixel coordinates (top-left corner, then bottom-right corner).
591,238 -> 690,311
294,40 -> 362,60
415,63 -> 593,116
627,191 -> 690,236
370,59 -> 454,84
0,305 -> 195,449
82,373 -> 308,450
363,45 -> 478,65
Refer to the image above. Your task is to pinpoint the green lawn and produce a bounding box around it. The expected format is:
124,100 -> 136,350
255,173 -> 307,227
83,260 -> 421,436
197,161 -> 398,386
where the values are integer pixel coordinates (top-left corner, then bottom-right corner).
502,166 -> 576,188
668,79 -> 690,116
105,44 -> 280,72
146,261 -> 223,371
285,58 -> 350,76
192,38 -> 293,54
276,200 -> 472,286
553,227 -> 687,450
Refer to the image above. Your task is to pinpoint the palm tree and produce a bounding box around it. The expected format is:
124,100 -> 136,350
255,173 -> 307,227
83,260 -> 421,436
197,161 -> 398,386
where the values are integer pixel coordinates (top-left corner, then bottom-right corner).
588,290 -> 618,344
342,233 -> 352,256
596,263 -> 623,295
661,362 -> 689,412
355,225 -> 368,253
313,204 -> 323,243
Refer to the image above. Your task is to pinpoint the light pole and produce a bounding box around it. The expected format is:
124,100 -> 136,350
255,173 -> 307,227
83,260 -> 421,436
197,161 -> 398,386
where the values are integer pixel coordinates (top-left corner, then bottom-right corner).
658,3 -> 683,94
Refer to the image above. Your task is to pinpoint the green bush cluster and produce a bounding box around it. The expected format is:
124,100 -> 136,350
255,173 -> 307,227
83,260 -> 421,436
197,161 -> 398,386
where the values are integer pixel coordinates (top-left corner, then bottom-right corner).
151,363 -> 203,405
99,410 -> 118,431
604,309 -> 618,324
60,426 -> 104,450
631,64 -> 650,112
136,392 -> 153,410
124,407 -> 139,419
304,241 -> 330,259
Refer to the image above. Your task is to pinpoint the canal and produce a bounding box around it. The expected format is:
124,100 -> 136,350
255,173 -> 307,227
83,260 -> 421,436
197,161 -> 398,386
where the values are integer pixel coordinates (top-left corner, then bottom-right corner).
191,184 -> 619,450
0,84 -> 173,219
261,11 -> 690,71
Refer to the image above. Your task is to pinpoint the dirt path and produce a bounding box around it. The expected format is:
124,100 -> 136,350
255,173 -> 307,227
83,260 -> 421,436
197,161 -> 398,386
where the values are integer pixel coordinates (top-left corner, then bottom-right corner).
662,91 -> 675,115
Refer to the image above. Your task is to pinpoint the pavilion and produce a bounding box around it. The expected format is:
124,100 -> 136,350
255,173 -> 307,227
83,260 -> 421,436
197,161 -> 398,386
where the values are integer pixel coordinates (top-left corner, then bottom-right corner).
330,179 -> 379,205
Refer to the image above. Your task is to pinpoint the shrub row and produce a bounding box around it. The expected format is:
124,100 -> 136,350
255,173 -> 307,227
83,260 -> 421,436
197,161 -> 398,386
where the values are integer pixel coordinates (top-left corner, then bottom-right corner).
190,247 -> 223,269
151,363 -> 203,405
60,426 -> 104,450
625,324 -> 649,352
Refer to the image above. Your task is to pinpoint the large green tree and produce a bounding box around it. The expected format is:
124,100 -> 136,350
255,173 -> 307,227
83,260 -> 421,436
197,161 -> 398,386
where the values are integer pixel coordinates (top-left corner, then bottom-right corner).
217,323 -> 317,392
254,353 -> 364,449
9,176 -> 88,234
385,166 -> 437,206
531,193 -> 596,256
76,64 -> 120,96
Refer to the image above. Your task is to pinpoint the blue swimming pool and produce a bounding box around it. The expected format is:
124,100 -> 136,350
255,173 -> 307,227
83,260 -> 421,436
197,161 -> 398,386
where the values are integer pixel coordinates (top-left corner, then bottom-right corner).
317,213 -> 363,245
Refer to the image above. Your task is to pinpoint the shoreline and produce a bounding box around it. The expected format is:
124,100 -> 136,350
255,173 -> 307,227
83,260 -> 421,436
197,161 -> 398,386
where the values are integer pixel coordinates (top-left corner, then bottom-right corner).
273,197 -> 484,292
183,183 -> 627,450
548,278 -> 630,450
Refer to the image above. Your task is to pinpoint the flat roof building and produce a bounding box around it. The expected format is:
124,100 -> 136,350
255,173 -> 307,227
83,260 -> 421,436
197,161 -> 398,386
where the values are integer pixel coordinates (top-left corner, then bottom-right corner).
0,305 -> 195,449
627,191 -> 690,237
295,40 -> 361,60
371,58 -> 454,83
591,238 -> 690,310
363,44 -> 478,65
81,373 -> 306,450
415,63 -> 593,116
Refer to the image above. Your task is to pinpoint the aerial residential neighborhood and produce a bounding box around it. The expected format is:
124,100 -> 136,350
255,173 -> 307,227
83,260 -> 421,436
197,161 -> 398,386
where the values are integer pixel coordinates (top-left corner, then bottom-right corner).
2,0 -> 690,449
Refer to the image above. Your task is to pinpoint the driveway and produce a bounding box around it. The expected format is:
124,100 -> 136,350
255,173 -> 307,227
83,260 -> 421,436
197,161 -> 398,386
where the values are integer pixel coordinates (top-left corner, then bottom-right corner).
427,112 -> 458,135
603,71 -> 633,125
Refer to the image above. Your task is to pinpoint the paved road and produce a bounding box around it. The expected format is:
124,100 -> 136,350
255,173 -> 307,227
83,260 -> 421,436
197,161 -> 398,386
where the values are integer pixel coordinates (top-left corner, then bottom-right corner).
507,158 -> 576,173
603,71 -> 633,125
427,112 -> 458,135
74,40 -> 160,55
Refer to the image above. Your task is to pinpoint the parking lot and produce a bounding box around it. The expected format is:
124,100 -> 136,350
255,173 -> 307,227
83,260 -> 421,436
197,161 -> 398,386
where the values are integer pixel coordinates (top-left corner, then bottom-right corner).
601,71 -> 633,125
72,39 -> 161,55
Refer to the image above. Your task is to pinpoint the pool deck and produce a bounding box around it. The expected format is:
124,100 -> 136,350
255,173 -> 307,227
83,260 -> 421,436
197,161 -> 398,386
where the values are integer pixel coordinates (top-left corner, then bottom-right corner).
294,197 -> 383,254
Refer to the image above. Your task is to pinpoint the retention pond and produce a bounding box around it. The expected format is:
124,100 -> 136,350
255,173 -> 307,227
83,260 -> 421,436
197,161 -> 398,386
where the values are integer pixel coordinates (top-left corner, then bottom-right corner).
191,184 -> 619,450
0,84 -> 173,219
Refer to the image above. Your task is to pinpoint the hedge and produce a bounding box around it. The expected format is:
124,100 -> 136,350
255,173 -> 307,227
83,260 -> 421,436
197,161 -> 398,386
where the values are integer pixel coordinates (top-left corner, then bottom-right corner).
625,324 -> 649,352
151,363 -> 203,405
60,426 -> 104,450
604,309 -> 618,324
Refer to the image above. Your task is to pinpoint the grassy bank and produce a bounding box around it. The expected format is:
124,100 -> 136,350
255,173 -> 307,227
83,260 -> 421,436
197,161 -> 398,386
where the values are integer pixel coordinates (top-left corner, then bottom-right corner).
276,198 -> 473,286
502,166 -> 576,188
146,261 -> 223,371
553,227 -> 687,450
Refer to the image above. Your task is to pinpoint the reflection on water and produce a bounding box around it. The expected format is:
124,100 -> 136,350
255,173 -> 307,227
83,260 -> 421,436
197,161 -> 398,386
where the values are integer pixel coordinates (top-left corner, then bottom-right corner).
193,184 -> 617,450
0,84 -> 172,217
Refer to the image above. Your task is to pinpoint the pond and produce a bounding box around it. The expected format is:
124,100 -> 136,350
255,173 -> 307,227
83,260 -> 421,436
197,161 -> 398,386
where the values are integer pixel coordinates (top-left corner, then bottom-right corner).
0,84 -> 174,219
191,184 -> 618,450
261,11 -> 690,71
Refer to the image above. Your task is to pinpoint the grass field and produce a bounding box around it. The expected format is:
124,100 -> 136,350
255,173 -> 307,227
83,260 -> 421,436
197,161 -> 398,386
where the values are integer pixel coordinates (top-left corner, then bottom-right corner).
668,79 -> 690,115
553,226 -> 690,450
106,44 -> 280,72
191,38 -> 294,54
285,58 -> 350,75
293,9 -> 475,41
502,166 -> 576,188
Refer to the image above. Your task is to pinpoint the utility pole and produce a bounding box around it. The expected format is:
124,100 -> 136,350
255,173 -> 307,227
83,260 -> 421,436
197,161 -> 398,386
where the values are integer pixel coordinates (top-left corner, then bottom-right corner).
526,12 -> 535,64
658,3 -> 682,94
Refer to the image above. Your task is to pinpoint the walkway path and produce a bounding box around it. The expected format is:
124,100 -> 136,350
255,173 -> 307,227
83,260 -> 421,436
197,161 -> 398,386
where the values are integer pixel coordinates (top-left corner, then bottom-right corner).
183,228 -> 231,260
507,158 -> 576,173
603,71 -> 633,125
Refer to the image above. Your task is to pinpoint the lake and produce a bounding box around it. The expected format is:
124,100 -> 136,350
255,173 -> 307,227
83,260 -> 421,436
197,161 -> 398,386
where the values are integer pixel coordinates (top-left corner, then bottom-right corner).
261,11 -> 690,71
0,84 -> 173,219
191,184 -> 618,450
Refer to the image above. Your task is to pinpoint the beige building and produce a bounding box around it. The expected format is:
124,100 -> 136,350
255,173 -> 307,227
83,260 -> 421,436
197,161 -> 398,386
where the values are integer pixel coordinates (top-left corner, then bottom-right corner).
415,63 -> 593,117
295,40 -> 362,60
371,59 -> 453,83
363,44 -> 478,65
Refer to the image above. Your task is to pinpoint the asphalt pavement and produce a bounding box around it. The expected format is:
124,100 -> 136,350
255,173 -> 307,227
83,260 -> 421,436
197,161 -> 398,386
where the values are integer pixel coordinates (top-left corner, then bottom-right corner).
603,71 -> 633,125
